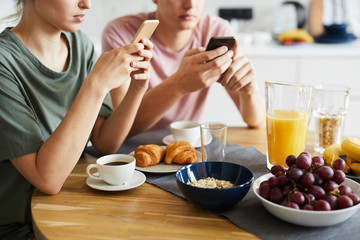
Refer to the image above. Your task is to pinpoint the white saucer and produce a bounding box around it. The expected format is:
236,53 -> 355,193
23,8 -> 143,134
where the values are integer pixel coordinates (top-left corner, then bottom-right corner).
162,134 -> 211,148
86,170 -> 145,191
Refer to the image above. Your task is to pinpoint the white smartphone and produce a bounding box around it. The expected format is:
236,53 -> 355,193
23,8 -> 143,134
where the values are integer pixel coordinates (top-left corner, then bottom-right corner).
131,19 -> 159,43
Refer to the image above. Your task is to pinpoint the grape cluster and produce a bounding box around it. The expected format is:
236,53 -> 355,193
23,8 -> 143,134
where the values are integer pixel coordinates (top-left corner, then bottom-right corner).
259,152 -> 360,210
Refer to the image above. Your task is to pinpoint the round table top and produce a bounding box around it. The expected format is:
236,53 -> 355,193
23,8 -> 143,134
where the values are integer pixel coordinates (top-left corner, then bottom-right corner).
31,127 -> 315,239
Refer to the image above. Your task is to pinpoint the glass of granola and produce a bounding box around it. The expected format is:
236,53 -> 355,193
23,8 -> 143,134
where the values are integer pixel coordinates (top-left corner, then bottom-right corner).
314,84 -> 350,154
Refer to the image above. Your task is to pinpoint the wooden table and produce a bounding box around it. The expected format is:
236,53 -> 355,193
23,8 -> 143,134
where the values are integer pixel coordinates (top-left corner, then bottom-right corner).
31,127 -> 315,239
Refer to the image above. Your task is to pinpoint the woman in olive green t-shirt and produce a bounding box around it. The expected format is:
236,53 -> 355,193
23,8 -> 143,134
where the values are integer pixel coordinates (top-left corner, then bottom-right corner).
0,1 -> 154,239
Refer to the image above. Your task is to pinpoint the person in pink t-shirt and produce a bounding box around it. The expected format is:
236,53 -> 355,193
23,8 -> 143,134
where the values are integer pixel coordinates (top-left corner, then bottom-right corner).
102,0 -> 265,135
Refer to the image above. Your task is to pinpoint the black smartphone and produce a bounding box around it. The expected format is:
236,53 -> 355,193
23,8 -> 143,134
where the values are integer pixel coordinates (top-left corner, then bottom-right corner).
205,36 -> 235,51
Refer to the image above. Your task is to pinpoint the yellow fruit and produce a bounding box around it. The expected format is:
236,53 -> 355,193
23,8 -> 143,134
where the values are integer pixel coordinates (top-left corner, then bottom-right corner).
350,162 -> 360,176
278,29 -> 314,43
345,156 -> 357,166
323,144 -> 350,173
323,144 -> 343,167
341,137 -> 360,161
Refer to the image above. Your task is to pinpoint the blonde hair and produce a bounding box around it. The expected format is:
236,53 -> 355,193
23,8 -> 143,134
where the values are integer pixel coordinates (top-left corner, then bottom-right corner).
2,0 -> 24,23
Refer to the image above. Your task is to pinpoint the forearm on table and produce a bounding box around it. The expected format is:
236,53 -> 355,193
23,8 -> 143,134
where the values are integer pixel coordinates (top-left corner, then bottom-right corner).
129,75 -> 186,136
229,90 -> 266,128
28,78 -> 107,194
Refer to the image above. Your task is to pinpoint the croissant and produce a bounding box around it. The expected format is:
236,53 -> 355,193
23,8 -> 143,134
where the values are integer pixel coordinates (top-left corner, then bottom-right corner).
164,141 -> 197,165
134,144 -> 165,167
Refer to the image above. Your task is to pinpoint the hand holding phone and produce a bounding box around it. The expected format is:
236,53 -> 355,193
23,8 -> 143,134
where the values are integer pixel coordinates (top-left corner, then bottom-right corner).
205,36 -> 235,51
131,20 -> 159,43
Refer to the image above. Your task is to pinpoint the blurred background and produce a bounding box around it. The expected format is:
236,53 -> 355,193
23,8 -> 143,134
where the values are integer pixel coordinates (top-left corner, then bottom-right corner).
1,0 -> 360,137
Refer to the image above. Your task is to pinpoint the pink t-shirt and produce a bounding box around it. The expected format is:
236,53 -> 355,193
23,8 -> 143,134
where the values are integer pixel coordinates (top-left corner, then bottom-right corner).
102,12 -> 234,130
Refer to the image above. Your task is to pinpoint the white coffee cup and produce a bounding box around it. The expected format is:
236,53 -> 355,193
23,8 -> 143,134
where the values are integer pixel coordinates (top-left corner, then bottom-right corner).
86,154 -> 135,186
170,121 -> 201,146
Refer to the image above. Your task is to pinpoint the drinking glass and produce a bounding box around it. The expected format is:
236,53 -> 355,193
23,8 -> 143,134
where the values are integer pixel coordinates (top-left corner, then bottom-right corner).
313,84 -> 350,154
200,122 -> 227,162
265,81 -> 313,169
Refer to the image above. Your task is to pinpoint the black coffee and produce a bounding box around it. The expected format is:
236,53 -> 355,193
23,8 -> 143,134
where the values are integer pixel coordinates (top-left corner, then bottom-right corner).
104,161 -> 129,166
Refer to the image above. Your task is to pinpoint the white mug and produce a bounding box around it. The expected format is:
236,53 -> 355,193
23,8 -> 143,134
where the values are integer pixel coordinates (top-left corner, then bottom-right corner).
86,154 -> 135,186
170,121 -> 201,146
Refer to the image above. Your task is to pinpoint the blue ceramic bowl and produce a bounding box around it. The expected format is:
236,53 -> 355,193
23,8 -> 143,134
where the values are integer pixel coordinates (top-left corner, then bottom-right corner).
324,24 -> 347,36
176,161 -> 254,211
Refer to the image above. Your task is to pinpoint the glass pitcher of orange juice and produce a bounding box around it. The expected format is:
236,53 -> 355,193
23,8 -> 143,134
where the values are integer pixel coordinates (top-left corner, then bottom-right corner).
265,82 -> 313,169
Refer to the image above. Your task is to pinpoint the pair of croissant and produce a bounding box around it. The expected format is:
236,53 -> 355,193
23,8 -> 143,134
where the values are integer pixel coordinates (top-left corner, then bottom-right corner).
134,141 -> 197,167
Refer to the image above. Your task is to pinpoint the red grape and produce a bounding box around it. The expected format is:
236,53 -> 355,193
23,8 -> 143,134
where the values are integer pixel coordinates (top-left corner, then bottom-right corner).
303,204 -> 314,210
311,156 -> 324,166
296,153 -> 312,170
268,176 -> 280,188
259,181 -> 270,199
301,172 -> 315,187
288,167 -> 303,181
270,188 -> 283,203
275,171 -> 284,178
278,174 -> 290,187
313,173 -> 323,186
290,191 -> 305,205
323,180 -> 339,193
308,185 -> 325,199
317,166 -> 334,181
314,200 -> 331,211
337,195 -> 354,209
333,158 -> 345,170
259,152 -> 360,212
285,155 -> 297,167
299,152 -> 312,158
286,202 -> 300,209
333,170 -> 345,184
339,185 -> 352,195
325,194 -> 338,210
347,193 -> 360,205
304,193 -> 315,204
271,165 -> 286,175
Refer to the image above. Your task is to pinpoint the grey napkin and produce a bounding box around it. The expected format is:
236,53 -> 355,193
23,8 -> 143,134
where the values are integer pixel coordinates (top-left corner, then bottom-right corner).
85,129 -> 360,240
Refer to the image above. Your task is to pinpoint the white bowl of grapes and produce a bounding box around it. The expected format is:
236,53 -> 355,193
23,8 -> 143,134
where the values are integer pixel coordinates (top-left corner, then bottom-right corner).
253,152 -> 360,227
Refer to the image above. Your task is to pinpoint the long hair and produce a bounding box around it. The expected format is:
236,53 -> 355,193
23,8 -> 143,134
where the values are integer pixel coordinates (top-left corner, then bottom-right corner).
1,0 -> 24,24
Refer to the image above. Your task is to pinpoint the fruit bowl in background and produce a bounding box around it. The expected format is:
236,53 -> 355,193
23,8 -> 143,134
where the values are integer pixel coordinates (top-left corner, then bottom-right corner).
323,137 -> 360,180
253,173 -> 360,227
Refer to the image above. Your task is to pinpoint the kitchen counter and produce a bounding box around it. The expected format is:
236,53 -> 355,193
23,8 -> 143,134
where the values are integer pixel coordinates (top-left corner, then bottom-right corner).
203,39 -> 360,137
242,39 -> 360,57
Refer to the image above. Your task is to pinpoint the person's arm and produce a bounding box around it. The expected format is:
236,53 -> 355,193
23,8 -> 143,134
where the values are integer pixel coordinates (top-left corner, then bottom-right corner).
10,43 -> 151,195
219,40 -> 266,128
227,88 -> 266,128
122,46 -> 234,136
91,77 -> 149,154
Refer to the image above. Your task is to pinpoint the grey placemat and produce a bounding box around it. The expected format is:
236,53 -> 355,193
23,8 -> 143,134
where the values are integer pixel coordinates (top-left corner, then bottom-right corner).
85,129 -> 360,240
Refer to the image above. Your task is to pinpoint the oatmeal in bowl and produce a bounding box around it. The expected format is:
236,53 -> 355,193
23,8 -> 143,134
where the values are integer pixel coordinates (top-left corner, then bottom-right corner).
176,161 -> 253,210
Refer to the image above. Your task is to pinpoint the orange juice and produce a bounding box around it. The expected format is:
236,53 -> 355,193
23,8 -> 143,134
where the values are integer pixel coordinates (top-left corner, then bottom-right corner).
266,110 -> 309,167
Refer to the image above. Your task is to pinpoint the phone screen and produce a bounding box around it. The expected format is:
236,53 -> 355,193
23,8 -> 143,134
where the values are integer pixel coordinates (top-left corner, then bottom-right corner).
206,36 -> 235,51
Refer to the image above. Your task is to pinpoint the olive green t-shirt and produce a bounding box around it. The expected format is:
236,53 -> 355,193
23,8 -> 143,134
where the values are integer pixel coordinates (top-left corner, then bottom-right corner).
0,28 -> 112,239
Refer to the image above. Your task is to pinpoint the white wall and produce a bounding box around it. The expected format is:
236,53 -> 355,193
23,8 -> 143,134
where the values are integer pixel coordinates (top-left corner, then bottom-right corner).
0,0 -> 17,30
0,0 -> 303,127
1,0 -> 359,132
0,0 -> 312,47
82,0 -> 311,48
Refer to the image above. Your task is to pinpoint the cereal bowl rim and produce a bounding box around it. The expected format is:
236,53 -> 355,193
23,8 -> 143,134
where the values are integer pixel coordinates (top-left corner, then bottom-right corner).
176,161 -> 254,191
